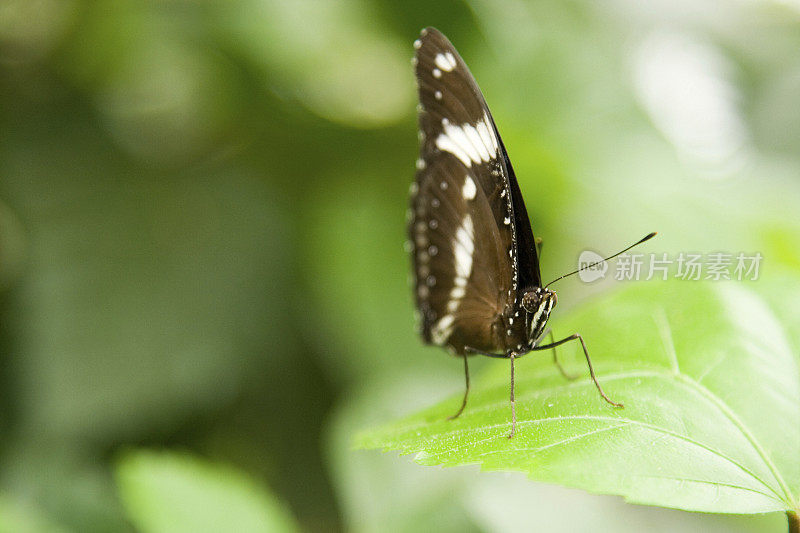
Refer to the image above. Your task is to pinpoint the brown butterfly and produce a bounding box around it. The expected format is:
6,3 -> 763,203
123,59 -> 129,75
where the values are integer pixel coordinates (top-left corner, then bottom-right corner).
408,27 -> 654,437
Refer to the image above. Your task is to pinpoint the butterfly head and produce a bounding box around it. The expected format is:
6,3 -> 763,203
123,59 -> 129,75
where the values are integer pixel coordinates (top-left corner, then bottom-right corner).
521,287 -> 557,343
521,287 -> 557,313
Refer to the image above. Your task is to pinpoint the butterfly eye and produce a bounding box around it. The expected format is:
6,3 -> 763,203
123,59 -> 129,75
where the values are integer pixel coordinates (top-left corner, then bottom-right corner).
521,291 -> 540,313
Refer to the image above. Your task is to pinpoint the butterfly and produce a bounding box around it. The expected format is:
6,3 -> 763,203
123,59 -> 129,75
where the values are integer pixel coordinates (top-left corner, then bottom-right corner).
408,27 -> 654,438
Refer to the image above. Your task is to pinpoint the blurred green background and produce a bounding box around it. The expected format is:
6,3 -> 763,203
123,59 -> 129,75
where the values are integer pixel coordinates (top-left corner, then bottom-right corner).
1,0 -> 799,531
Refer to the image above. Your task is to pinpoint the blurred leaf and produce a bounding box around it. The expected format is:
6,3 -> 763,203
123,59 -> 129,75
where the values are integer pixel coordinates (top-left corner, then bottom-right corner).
0,0 -> 74,63
328,374 -> 486,532
0,200 -> 27,290
58,1 -> 240,162
302,171 -> 424,381
116,450 -> 299,533
357,281 -> 800,516
224,0 -> 413,127
0,494 -> 67,533
2,154 -> 288,441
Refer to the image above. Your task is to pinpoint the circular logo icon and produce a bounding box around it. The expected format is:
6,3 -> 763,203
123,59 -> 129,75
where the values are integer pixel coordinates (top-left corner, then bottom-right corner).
578,250 -> 607,283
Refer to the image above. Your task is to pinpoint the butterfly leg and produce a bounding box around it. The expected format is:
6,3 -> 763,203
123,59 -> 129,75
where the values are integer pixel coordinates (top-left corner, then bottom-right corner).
447,352 -> 470,420
508,352 -> 516,439
539,329 -> 579,380
465,347 -> 521,438
532,334 -> 623,408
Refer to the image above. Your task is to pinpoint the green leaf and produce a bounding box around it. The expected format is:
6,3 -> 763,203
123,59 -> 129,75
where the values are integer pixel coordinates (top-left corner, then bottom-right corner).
357,281 -> 800,516
115,450 -> 299,533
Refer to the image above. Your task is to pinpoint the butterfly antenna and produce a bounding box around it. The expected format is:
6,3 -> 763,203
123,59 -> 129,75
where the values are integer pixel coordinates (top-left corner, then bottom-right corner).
544,232 -> 657,289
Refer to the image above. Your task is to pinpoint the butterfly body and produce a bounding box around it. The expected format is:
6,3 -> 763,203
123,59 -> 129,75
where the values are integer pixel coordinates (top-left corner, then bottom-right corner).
409,27 -> 551,358
408,27 -> 637,437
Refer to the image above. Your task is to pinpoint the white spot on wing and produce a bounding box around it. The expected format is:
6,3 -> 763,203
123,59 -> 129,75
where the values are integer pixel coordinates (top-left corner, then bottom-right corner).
434,52 -> 457,72
446,122 -> 481,164
431,214 -> 475,345
476,115 -> 498,156
464,124 -> 490,161
433,68 -> 442,78
434,114 -> 499,168
462,175 -> 476,200
453,214 -> 474,282
431,314 -> 454,344
435,134 -> 471,167
414,219 -> 428,248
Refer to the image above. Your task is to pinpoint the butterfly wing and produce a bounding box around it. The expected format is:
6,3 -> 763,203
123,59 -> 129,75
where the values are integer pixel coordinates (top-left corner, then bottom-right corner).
497,132 -> 543,290
409,27 -> 540,354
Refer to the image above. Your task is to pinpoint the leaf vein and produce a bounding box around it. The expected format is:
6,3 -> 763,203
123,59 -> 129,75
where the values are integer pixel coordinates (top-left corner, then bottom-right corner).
632,474 -> 781,503
647,312 -> 791,505
674,373 -> 793,506
417,414 -> 779,502
653,309 -> 680,374
472,421 -> 629,459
